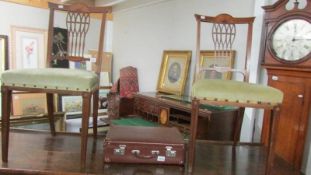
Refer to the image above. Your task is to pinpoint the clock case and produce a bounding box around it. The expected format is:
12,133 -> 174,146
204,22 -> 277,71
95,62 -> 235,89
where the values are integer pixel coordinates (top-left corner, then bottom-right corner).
261,0 -> 311,69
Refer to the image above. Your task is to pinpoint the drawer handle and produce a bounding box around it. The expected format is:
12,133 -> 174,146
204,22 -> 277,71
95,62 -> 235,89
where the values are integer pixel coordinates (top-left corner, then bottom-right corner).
298,94 -> 303,98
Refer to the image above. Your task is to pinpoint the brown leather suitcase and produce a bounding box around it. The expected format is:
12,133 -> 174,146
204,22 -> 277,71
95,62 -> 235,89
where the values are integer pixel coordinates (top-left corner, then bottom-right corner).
103,125 -> 185,165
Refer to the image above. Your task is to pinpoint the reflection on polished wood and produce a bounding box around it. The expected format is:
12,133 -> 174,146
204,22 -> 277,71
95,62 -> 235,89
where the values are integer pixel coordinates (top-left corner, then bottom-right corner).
0,130 -> 302,175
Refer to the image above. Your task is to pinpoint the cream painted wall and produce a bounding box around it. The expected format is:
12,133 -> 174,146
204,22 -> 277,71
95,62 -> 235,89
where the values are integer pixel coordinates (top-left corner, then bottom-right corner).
112,0 -> 255,89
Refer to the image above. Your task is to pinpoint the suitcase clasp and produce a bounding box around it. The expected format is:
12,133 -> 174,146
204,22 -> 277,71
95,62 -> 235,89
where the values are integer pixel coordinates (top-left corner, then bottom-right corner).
114,145 -> 126,155
165,146 -> 176,157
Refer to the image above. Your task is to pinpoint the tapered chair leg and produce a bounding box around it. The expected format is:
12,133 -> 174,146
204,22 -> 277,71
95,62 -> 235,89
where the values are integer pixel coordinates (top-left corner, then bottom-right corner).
80,93 -> 91,167
47,93 -> 56,136
265,107 -> 280,175
188,99 -> 200,173
92,90 -> 99,137
1,87 -> 12,162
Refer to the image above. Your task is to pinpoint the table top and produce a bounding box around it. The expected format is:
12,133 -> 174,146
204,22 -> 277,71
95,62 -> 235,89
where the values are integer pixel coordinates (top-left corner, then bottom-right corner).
135,92 -> 237,112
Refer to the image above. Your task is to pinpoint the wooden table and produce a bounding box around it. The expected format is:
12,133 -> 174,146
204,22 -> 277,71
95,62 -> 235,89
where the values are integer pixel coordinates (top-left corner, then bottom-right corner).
133,92 -> 241,142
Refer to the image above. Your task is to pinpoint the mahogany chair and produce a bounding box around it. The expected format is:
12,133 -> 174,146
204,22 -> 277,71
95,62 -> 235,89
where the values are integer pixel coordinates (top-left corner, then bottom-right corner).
1,2 -> 111,167
188,14 -> 284,175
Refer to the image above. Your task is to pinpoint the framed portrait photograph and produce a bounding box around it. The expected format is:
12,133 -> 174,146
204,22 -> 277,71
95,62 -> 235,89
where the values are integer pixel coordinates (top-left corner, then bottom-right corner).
199,50 -> 236,80
157,50 -> 191,95
12,93 -> 47,116
10,26 -> 47,69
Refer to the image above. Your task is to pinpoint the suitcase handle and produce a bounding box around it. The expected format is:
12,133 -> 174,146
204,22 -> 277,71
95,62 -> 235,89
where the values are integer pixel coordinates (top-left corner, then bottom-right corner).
131,150 -> 159,159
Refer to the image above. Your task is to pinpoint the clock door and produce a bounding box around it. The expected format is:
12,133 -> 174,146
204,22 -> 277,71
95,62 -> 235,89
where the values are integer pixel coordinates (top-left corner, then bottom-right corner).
266,74 -> 305,166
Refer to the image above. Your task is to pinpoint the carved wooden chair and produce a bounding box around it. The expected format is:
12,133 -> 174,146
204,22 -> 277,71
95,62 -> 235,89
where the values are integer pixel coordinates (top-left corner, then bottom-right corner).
1,2 -> 111,167
188,14 -> 284,175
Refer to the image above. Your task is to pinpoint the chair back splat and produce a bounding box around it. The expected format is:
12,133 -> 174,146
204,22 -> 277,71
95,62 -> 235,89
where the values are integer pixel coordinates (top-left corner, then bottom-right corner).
1,2 -> 112,168
188,13 -> 284,175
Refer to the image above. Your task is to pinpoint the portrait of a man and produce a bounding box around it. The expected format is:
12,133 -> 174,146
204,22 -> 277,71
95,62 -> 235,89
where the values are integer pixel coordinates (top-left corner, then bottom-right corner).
168,62 -> 181,83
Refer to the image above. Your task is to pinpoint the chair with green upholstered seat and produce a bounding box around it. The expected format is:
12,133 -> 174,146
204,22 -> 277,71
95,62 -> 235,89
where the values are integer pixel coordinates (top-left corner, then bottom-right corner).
1,2 -> 111,167
188,14 -> 283,175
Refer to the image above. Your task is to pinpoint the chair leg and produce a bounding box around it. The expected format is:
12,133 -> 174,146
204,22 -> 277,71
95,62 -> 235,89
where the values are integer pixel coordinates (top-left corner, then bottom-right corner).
80,93 -> 91,167
233,107 -> 245,146
1,87 -> 12,162
46,93 -> 56,136
265,107 -> 280,175
188,99 -> 200,173
92,90 -> 99,137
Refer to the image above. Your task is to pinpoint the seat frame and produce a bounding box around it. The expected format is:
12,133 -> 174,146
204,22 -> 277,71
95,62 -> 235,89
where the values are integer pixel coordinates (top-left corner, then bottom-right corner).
1,2 -> 111,168
188,14 -> 282,175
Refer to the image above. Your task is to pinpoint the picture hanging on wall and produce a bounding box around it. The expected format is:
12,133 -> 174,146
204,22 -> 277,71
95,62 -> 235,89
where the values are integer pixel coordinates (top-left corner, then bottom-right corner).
157,50 -> 191,96
10,26 -> 47,69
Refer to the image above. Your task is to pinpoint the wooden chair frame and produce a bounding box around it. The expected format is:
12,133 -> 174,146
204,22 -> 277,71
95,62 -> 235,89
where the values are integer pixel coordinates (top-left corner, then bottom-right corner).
1,2 -> 111,167
188,14 -> 282,175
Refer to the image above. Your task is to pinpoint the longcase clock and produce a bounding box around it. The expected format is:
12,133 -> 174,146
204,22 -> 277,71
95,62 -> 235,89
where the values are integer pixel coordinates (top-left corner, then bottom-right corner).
261,0 -> 311,170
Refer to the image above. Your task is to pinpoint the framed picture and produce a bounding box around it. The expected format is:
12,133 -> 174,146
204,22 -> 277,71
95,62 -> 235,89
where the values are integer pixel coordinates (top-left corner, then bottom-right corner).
10,26 -> 47,69
199,50 -> 236,80
60,95 -> 82,113
157,50 -> 191,95
12,93 -> 47,116
0,35 -> 9,72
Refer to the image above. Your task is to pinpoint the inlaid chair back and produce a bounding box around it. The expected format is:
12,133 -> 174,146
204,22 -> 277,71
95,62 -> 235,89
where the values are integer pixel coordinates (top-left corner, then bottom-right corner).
1,2 -> 112,168
47,2 -> 109,74
194,14 -> 253,83
188,13 -> 284,175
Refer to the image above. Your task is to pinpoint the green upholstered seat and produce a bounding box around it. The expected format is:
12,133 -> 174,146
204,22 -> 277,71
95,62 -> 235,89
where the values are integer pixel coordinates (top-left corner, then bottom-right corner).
192,79 -> 283,105
1,68 -> 98,92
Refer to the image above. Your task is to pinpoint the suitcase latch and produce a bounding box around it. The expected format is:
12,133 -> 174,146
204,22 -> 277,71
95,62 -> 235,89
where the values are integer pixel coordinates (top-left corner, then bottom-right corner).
165,146 -> 176,157
114,145 -> 126,155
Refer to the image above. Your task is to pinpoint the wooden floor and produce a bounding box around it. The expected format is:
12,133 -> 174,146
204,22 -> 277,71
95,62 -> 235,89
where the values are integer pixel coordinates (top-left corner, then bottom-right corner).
0,130 -> 303,175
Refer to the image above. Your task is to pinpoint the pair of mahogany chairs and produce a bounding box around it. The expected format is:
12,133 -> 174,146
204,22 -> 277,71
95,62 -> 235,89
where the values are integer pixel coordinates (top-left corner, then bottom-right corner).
188,14 -> 283,175
1,2 -> 111,167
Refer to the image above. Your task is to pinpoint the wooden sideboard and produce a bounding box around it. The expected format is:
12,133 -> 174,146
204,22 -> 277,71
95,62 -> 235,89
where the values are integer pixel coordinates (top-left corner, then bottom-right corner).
133,92 -> 241,141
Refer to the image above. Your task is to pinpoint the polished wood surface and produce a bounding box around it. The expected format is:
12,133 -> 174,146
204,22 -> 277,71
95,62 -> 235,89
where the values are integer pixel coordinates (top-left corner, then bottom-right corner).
0,130 -> 303,175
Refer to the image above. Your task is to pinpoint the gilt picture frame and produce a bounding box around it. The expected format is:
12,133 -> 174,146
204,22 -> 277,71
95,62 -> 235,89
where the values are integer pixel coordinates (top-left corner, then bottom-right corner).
12,93 -> 47,116
10,26 -> 47,69
199,50 -> 236,80
157,50 -> 191,95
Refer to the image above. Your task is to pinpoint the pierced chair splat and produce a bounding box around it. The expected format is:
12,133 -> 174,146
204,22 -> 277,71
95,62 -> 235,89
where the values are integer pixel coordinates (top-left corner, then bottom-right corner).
1,2 -> 112,167
188,13 -> 284,175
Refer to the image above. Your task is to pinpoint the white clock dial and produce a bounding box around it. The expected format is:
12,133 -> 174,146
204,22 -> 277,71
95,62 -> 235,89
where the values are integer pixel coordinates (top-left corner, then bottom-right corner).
271,19 -> 311,61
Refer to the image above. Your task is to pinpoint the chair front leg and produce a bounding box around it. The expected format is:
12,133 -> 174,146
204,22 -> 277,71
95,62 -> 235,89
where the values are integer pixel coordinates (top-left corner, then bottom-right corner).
80,93 -> 91,167
1,87 -> 12,162
188,99 -> 200,173
92,90 -> 99,137
265,106 -> 280,175
46,93 -> 56,136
